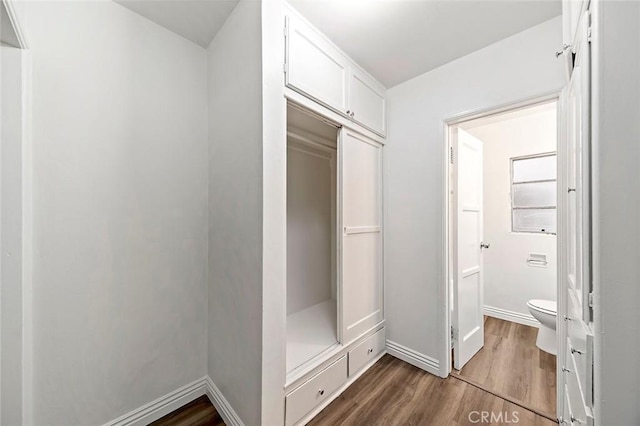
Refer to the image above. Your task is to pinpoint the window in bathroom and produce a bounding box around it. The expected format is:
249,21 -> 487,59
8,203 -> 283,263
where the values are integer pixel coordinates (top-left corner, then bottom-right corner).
511,153 -> 557,234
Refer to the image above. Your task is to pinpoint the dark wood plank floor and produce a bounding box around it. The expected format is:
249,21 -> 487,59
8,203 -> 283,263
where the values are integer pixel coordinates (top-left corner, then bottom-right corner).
310,355 -> 556,426
153,354 -> 557,426
150,395 -> 224,426
453,316 -> 557,419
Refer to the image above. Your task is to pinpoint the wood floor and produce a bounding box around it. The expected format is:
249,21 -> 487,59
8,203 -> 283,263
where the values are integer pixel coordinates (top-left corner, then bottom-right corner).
454,316 -> 557,418
309,355 -> 556,426
150,395 -> 224,426
153,353 -> 557,426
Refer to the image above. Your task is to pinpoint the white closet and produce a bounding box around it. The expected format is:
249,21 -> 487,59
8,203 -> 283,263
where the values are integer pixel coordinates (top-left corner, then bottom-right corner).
282,5 -> 387,425
286,105 -> 340,373
284,102 -> 385,426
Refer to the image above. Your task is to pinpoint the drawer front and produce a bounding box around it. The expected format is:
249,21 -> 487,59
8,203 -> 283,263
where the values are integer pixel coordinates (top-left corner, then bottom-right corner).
564,340 -> 594,426
568,334 -> 593,405
348,328 -> 385,375
285,356 -> 347,426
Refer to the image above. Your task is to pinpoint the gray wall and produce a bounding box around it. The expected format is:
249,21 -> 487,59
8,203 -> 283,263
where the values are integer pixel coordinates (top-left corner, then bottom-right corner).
207,2 -> 264,425
23,2 -> 209,424
593,1 -> 640,424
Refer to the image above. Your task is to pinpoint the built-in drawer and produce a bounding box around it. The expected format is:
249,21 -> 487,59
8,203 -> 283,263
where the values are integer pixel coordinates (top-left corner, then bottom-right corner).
564,340 -> 594,426
285,355 -> 347,426
567,319 -> 594,403
348,328 -> 385,376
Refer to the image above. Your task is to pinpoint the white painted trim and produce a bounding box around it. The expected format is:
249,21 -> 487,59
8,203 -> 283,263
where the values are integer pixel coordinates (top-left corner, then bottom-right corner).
293,350 -> 387,426
21,49 -> 33,426
285,88 -> 385,146
386,340 -> 440,377
102,376 -> 244,426
204,376 -> 244,426
1,0 -> 29,49
104,377 -> 208,426
483,305 -> 540,328
344,225 -> 380,235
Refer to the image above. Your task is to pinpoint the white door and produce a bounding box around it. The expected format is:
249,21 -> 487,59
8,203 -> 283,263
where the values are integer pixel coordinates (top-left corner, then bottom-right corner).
561,10 -> 595,425
347,67 -> 387,136
285,14 -> 348,115
340,129 -> 383,345
452,128 -> 484,370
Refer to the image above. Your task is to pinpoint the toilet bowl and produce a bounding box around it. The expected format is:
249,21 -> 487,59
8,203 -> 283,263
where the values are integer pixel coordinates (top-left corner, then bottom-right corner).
527,299 -> 557,355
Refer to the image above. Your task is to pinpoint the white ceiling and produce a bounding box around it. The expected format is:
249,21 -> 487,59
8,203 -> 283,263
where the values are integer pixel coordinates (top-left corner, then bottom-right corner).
288,0 -> 561,88
115,0 -> 239,48
1,1 -> 21,48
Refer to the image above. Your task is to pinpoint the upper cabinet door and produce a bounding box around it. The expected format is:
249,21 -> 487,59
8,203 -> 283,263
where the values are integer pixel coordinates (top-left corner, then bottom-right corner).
285,15 -> 348,114
347,67 -> 387,136
340,129 -> 383,345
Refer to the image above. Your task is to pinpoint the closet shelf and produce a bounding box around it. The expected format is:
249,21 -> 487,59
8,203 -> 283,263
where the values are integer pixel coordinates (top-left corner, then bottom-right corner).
286,299 -> 338,373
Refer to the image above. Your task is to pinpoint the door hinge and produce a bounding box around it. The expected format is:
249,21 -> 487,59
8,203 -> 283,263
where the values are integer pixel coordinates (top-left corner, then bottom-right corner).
450,146 -> 454,165
588,292 -> 594,308
587,27 -> 592,43
451,326 -> 459,342
283,63 -> 287,74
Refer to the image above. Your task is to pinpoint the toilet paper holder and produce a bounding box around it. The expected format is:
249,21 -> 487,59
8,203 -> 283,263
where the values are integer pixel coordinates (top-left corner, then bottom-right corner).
527,253 -> 548,267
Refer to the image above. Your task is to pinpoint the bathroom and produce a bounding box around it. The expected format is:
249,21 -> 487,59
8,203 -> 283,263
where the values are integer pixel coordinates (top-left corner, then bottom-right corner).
449,99 -> 558,418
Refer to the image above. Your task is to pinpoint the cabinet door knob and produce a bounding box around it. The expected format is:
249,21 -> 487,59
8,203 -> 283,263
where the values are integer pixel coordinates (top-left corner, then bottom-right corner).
367,348 -> 373,354
346,110 -> 351,115
318,389 -> 325,396
568,187 -> 576,193
571,347 -> 584,355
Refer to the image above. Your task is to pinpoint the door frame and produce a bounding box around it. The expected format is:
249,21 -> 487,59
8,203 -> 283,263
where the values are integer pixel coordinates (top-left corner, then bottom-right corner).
442,90 -> 562,413
0,0 -> 31,424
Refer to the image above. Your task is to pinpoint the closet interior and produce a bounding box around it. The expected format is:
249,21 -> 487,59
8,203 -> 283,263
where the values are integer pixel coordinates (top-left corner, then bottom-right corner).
286,103 -> 340,375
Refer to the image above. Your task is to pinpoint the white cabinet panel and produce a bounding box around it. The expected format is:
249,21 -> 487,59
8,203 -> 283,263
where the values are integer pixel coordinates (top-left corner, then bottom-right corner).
341,130 -> 383,344
285,355 -> 347,426
342,132 -> 381,227
348,67 -> 386,136
285,15 -> 348,115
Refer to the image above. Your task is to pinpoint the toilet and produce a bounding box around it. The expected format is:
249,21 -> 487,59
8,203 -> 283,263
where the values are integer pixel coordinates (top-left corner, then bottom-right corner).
527,299 -> 557,355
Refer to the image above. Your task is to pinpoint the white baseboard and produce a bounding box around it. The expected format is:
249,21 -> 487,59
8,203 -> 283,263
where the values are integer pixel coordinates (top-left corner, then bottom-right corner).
104,377 -> 208,426
104,375 -> 243,426
386,340 -> 440,377
484,305 -> 540,328
205,376 -> 244,426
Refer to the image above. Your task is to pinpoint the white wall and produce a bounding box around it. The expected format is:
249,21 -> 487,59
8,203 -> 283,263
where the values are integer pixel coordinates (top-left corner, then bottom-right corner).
207,2 -> 264,425
21,2 -> 209,424
466,106 -> 557,320
385,16 -> 564,376
592,1 -> 640,424
1,44 -> 24,426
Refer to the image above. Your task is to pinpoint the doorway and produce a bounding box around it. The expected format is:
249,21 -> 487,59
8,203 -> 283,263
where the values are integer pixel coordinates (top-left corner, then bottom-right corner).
447,97 -> 560,419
